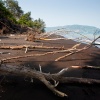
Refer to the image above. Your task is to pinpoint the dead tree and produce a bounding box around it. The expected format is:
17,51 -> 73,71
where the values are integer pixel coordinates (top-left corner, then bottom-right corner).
0,63 -> 100,97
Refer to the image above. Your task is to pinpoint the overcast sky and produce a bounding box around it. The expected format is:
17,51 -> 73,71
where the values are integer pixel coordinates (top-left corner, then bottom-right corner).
18,0 -> 100,28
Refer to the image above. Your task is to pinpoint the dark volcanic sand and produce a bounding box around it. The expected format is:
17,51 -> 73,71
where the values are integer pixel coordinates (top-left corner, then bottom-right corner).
0,34 -> 100,100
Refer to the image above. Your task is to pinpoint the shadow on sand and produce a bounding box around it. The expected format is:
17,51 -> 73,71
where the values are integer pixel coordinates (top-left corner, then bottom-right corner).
0,60 -> 100,100
85,52 -> 100,66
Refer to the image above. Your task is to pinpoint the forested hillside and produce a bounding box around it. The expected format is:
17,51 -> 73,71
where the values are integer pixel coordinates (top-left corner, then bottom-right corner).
0,0 -> 46,34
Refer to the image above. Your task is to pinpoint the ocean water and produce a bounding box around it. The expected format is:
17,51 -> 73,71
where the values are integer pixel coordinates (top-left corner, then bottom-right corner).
46,26 -> 100,48
64,31 -> 100,48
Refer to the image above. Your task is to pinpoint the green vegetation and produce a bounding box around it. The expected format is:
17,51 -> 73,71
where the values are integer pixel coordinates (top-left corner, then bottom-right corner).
0,0 -> 46,33
18,12 -> 33,27
33,18 -> 46,33
0,0 -> 17,23
4,0 -> 23,19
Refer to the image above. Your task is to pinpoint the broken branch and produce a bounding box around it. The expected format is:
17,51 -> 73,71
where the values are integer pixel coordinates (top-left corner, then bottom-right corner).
55,36 -> 100,61
0,45 -> 64,50
0,64 -> 100,97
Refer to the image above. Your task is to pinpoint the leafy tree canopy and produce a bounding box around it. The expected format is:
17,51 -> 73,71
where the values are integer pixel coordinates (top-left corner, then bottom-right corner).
0,0 -> 46,33
0,0 -> 17,23
18,12 -> 33,27
33,18 -> 46,32
4,0 -> 23,19
18,13 -> 46,32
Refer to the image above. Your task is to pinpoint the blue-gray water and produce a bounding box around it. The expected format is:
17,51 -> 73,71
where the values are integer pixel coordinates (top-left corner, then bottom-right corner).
45,25 -> 100,48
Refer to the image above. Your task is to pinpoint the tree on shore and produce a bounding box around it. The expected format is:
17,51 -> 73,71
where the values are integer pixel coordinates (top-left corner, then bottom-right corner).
4,0 -> 23,19
33,18 -> 46,33
0,0 -> 17,23
0,0 -> 46,33
18,13 -> 46,33
18,12 -> 33,27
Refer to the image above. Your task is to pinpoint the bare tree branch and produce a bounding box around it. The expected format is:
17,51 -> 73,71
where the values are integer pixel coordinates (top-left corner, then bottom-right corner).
1,43 -> 81,62
0,45 -> 64,50
55,36 -> 100,61
0,64 -> 100,97
0,64 -> 68,97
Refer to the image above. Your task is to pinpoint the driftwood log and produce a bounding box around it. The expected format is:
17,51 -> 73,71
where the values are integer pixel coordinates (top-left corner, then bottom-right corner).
0,36 -> 99,62
0,45 -> 64,50
0,63 -> 100,97
0,43 -> 81,62
55,36 -> 100,61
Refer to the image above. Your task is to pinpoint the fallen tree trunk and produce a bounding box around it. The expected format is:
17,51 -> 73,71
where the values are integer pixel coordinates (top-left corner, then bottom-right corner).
1,43 -> 81,62
0,64 -> 100,97
0,45 -> 64,50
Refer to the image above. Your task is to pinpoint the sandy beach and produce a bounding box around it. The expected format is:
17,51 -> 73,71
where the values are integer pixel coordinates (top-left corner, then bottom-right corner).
0,34 -> 100,100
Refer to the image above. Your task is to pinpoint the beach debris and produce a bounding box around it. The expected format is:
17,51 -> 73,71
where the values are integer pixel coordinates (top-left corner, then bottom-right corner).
71,66 -> 82,68
55,36 -> 100,61
10,34 -> 15,36
25,46 -> 28,53
0,45 -> 64,50
0,52 -> 10,54
0,36 -> 99,63
39,64 -> 42,72
0,36 -> 100,62
25,33 -> 36,42
0,64 -> 100,97
57,68 -> 69,75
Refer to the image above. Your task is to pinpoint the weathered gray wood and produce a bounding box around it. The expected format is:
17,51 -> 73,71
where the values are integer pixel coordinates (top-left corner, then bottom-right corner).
0,64 -> 100,97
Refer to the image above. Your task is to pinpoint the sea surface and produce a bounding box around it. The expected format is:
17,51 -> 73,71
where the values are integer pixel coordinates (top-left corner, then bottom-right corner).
45,25 -> 100,48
